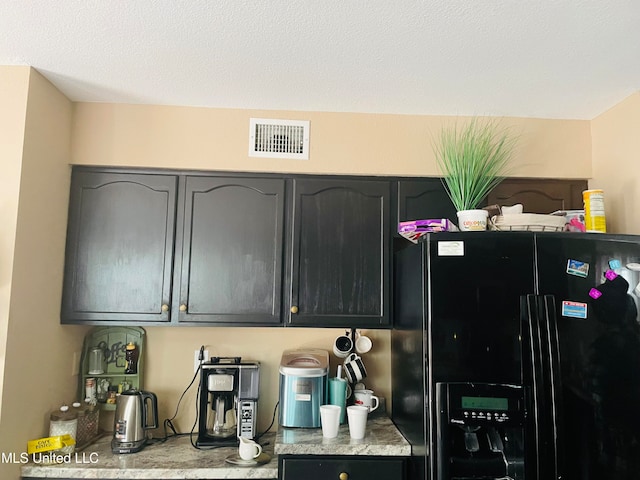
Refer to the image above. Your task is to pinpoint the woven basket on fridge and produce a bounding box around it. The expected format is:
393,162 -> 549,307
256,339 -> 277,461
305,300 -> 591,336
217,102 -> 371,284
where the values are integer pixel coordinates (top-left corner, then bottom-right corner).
489,214 -> 566,232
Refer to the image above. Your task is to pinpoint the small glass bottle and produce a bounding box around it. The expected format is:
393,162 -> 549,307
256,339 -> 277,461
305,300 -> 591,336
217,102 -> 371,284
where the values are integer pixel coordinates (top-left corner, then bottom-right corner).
49,405 -> 77,454
124,342 -> 139,374
106,386 -> 118,404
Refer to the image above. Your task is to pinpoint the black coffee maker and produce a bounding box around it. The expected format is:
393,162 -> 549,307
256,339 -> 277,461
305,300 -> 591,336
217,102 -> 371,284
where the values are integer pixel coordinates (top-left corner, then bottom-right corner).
436,382 -> 526,480
196,357 -> 260,446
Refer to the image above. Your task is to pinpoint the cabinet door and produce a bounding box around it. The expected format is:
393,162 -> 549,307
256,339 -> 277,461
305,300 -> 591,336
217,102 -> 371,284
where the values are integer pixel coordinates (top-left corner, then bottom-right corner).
397,178 -> 457,225
61,171 -> 177,323
487,178 -> 587,213
176,176 -> 285,324
280,456 -> 405,480
288,178 -> 390,327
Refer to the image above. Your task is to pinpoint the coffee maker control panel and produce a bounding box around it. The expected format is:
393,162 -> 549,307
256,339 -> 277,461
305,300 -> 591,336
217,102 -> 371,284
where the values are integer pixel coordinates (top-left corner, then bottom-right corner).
239,401 -> 257,437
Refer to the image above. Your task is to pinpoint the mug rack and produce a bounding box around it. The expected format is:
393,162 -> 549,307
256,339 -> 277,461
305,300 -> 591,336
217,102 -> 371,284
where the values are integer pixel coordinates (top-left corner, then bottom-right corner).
77,326 -> 145,411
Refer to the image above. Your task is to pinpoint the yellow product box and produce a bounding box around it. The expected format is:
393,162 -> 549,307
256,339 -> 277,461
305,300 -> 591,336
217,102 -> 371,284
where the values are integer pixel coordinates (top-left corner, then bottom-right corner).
27,434 -> 76,454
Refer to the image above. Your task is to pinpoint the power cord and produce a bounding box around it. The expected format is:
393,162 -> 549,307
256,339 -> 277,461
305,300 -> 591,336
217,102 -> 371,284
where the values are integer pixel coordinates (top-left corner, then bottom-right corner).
255,400 -> 279,442
149,345 -> 204,444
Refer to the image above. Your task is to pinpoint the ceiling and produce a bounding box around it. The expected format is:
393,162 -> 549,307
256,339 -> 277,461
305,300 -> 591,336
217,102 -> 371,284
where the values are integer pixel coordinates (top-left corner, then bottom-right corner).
1,1 -> 639,120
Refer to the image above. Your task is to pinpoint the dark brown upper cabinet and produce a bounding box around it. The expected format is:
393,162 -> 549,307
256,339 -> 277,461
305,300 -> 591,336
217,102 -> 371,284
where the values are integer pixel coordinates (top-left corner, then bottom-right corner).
61,170 -> 177,323
488,178 -> 587,214
396,178 -> 458,226
286,178 -> 391,327
174,176 -> 284,325
61,169 -> 285,326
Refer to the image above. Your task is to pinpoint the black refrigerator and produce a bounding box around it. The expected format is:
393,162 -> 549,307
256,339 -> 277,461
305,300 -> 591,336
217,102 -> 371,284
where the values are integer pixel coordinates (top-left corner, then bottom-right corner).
391,231 -> 640,480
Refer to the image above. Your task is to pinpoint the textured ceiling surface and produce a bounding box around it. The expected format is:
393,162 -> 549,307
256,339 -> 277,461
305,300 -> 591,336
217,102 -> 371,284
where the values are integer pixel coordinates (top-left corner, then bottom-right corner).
1,0 -> 639,119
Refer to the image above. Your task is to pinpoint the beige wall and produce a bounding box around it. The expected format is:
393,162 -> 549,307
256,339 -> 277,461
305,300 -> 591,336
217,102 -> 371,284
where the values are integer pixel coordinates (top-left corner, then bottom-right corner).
0,68 -> 87,480
71,103 -> 592,178
0,66 -> 30,421
144,327 -> 390,436
591,92 -> 640,234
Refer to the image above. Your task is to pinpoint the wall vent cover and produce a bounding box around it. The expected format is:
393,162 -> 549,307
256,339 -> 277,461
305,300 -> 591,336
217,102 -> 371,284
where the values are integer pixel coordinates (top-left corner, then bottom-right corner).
249,118 -> 310,160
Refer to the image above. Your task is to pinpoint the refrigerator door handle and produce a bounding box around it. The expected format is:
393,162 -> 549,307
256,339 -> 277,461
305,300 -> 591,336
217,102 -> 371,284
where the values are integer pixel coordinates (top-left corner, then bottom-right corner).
522,294 -> 546,480
540,294 -> 564,480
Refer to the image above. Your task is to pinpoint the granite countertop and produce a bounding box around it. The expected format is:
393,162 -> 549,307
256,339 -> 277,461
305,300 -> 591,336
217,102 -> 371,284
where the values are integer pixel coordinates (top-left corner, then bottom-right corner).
21,433 -> 279,479
22,416 -> 410,479
275,415 -> 411,456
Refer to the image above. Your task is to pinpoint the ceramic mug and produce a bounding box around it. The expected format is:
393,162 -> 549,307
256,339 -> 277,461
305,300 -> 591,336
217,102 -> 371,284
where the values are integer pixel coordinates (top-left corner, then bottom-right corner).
333,335 -> 353,358
343,353 -> 367,384
238,436 -> 262,460
355,333 -> 373,354
353,389 -> 379,413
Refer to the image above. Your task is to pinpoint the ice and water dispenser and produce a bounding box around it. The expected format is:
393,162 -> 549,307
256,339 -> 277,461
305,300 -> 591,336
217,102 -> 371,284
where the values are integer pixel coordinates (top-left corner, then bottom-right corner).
436,382 -> 527,480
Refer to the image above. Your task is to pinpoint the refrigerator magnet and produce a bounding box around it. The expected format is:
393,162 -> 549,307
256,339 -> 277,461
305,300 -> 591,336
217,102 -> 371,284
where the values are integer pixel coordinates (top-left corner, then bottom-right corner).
589,288 -> 602,299
609,259 -> 622,270
562,300 -> 588,319
437,241 -> 464,256
566,259 -> 589,278
605,269 -> 618,281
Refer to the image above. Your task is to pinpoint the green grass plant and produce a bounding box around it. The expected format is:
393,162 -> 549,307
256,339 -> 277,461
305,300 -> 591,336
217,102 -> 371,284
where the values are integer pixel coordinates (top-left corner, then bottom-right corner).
434,118 -> 517,212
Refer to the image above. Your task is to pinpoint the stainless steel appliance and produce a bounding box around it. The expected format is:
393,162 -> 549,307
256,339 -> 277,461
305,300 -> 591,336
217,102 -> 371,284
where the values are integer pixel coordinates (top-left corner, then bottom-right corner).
278,349 -> 329,428
196,357 -> 260,446
111,389 -> 158,454
392,232 -> 640,480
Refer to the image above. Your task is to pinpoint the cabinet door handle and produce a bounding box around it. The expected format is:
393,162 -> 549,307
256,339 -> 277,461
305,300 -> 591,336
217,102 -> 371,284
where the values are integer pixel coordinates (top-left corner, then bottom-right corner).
161,304 -> 169,312
179,304 -> 187,312
290,306 -> 298,314
339,473 -> 349,480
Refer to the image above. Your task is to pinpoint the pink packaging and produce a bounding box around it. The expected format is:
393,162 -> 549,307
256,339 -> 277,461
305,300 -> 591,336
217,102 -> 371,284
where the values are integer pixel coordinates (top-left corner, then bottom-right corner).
398,219 -> 458,243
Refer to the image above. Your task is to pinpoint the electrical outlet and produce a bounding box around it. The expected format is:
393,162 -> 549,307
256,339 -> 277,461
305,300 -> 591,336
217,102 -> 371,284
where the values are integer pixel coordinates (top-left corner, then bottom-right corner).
194,349 -> 209,373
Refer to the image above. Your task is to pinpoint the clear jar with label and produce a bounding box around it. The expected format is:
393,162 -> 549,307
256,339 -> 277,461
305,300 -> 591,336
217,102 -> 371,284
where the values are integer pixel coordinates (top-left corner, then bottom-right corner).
49,405 -> 77,454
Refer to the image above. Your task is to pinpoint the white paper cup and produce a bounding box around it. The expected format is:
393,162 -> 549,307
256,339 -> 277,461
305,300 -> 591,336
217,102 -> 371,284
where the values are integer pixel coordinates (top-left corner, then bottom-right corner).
320,405 -> 342,438
346,405 -> 369,439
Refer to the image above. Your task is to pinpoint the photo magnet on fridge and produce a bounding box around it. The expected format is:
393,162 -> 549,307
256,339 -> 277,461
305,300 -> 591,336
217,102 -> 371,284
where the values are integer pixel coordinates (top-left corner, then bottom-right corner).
566,259 -> 589,278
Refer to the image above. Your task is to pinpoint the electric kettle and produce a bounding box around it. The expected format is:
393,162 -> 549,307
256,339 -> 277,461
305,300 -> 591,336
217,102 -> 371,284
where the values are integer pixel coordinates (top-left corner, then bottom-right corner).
111,389 -> 158,454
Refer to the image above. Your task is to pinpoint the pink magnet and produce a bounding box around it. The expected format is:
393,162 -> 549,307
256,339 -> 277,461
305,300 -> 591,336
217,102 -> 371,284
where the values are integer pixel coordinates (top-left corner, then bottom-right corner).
589,288 -> 603,299
605,270 -> 618,281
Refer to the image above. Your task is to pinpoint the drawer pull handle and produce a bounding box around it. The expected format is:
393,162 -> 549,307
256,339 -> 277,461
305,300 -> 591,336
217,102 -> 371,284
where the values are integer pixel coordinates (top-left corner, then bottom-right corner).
290,305 -> 299,314
161,304 -> 169,312
179,304 -> 187,312
339,473 -> 349,480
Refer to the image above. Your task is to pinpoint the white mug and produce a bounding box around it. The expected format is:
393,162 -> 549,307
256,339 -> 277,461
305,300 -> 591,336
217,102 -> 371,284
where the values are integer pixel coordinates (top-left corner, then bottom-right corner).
238,436 -> 262,460
333,335 -> 353,358
353,389 -> 379,413
355,333 -> 372,354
